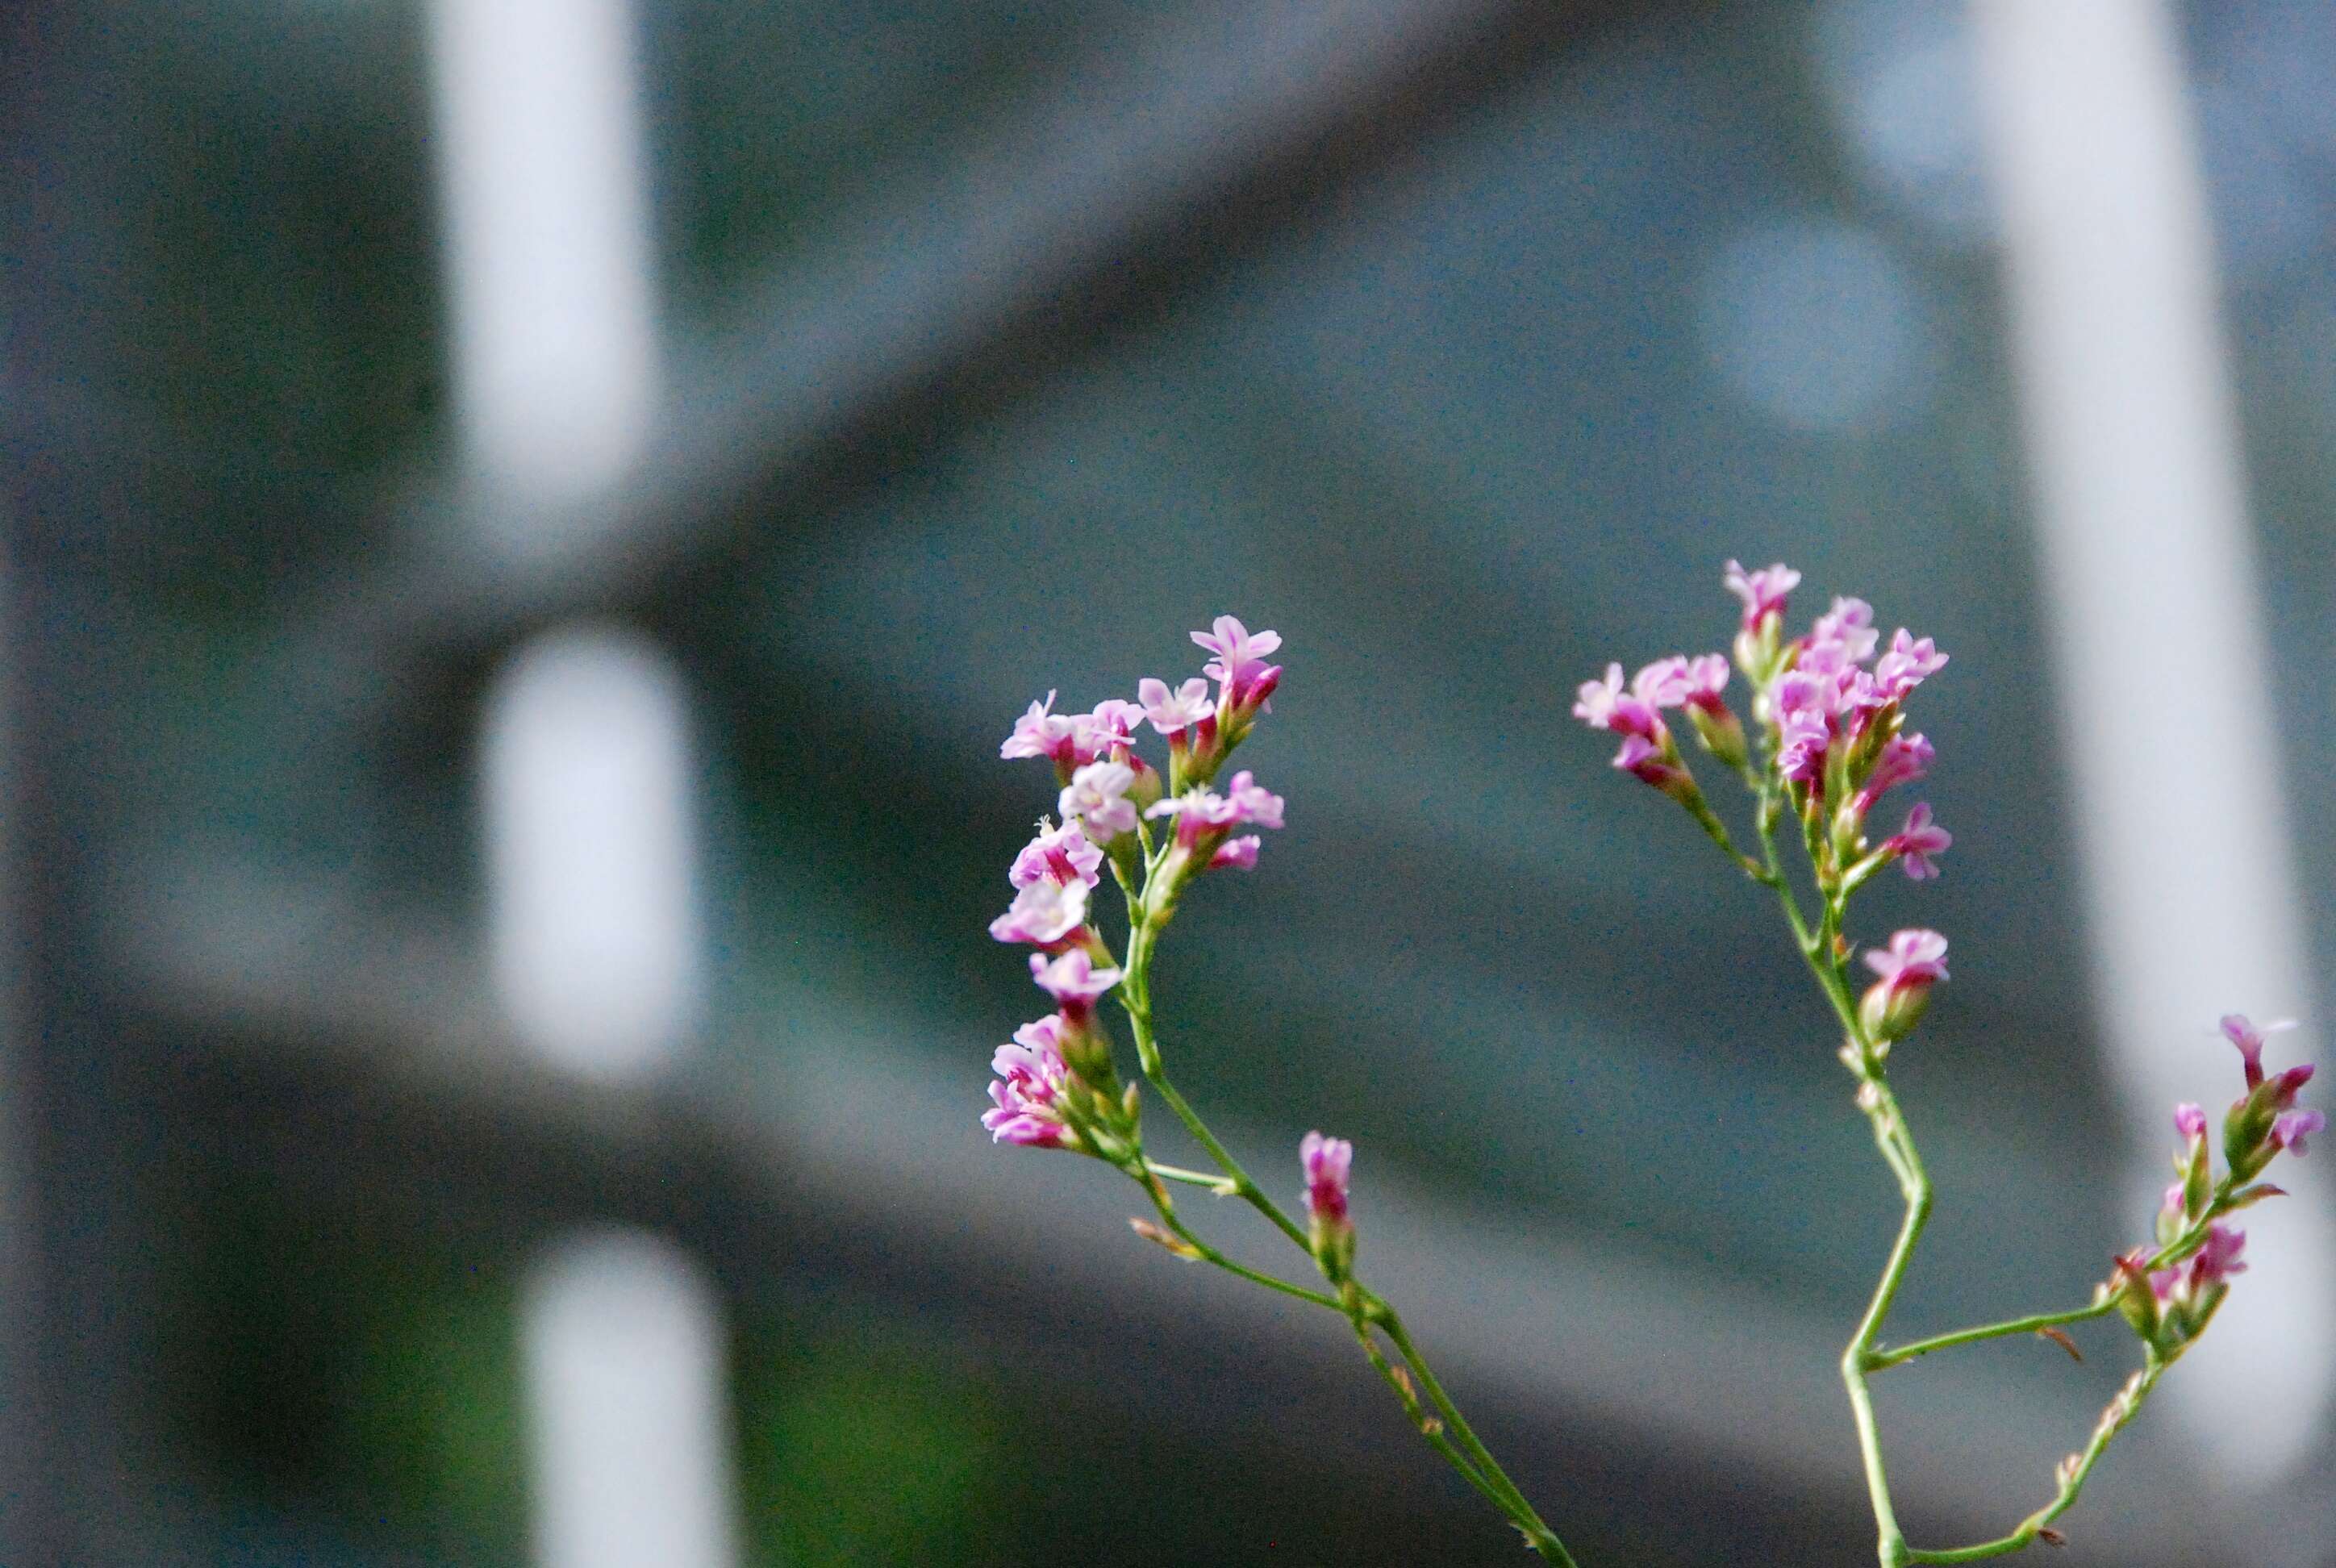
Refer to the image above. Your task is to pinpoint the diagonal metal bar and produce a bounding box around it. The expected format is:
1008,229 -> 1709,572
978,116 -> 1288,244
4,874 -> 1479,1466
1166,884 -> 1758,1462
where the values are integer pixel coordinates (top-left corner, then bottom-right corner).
284,0 -> 1625,710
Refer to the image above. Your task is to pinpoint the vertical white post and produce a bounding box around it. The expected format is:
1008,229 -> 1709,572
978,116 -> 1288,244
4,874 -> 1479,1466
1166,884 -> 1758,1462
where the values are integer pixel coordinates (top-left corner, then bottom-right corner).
427,0 -> 661,517
1971,0 -> 2334,1482
432,0 -> 740,1559
479,631 -> 743,1568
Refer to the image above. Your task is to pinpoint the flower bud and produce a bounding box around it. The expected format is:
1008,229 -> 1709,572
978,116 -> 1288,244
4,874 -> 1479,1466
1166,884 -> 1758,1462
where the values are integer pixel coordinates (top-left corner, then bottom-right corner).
1124,753 -> 1164,815
1301,1131 -> 1357,1282
1686,701 -> 1748,770
1858,930 -> 1949,1045
1612,733 -> 1701,805
2107,1251 -> 2160,1341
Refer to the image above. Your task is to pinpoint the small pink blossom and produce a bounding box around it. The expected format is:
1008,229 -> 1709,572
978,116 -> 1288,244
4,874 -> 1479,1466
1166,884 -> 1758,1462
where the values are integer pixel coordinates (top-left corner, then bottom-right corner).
1612,733 -> 1692,796
1145,787 -> 1241,828
1852,732 -> 1933,816
1301,1130 -> 1354,1226
2174,1103 -> 2208,1140
1192,615 -> 1284,708
1724,559 -> 1801,629
2275,1108 -> 2326,1157
1887,803 -> 1952,881
1070,700 -> 1145,763
1145,778 -> 1281,852
1774,668 -> 1838,721
2194,1223 -> 2248,1286
1138,676 -> 1214,736
2220,1014 -> 2298,1090
1630,657 -> 1693,710
983,1019 -> 1075,1148
1809,597 -> 1879,664
1572,663 -> 1666,740
1211,835 -> 1262,870
1224,770 -> 1285,830
1682,653 -> 1730,712
1030,948 -> 1121,1010
1001,690 -> 1076,764
1010,820 -> 1104,890
1865,929 -> 1950,991
989,877 -> 1089,945
1777,711 -> 1830,786
1874,629 -> 1948,701
1773,671 -> 1833,783
2267,1062 -> 2316,1110
1061,760 -> 1139,840
2150,1224 -> 2250,1303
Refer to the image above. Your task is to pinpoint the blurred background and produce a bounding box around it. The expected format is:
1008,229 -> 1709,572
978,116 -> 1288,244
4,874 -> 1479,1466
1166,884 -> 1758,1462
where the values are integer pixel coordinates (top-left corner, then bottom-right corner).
6,0 -> 2336,1562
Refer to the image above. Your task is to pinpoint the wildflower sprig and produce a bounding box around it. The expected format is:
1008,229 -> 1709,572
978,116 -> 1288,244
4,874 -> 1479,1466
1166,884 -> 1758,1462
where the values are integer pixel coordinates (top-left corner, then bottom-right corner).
1577,561 -> 2320,1566
985,618 -> 1577,1562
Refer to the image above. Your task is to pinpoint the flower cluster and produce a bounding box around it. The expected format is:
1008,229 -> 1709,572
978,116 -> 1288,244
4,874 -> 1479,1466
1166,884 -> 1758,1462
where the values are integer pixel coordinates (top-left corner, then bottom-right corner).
2110,1014 -> 2321,1356
973,615 -> 1572,1554
984,617 -> 1292,1155
1574,558 -> 2320,1563
1578,561 -> 1958,1057
1577,564 -> 1951,905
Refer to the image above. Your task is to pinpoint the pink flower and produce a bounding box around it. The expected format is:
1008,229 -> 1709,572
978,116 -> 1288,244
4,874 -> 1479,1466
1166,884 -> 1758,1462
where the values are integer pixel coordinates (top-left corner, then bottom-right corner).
1010,821 -> 1104,890
1145,774 -> 1283,853
2194,1224 -> 2248,1286
2274,1108 -> 2326,1157
1887,803 -> 1952,880
2220,1014 -> 2298,1090
1211,835 -> 1262,870
1851,732 -> 1933,817
2150,1224 -> 2250,1304
1866,929 -> 1950,990
1608,733 -> 1692,799
1809,597 -> 1879,664
1682,653 -> 1730,712
1030,948 -> 1121,1012
2268,1062 -> 2317,1111
1302,1130 -> 1353,1225
1774,669 -> 1833,721
2174,1102 -> 2208,1140
1571,663 -> 1666,740
1860,929 -> 1948,1044
982,1019 -> 1075,1148
1874,629 -> 1948,702
1192,615 -> 1283,709
1060,760 -> 1139,840
1138,676 -> 1213,736
1224,770 -> 1286,830
1001,690 -> 1076,764
1145,788 -> 1237,832
1070,699 -> 1145,763
1771,673 -> 1833,783
1724,559 -> 1801,629
1630,657 -> 1693,710
1777,711 -> 1830,785
989,877 -> 1089,945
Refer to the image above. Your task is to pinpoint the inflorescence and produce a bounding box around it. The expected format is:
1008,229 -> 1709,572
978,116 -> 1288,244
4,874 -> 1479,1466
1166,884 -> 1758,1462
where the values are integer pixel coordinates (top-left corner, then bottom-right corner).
971,566 -> 2317,1567
1575,560 -> 2319,1565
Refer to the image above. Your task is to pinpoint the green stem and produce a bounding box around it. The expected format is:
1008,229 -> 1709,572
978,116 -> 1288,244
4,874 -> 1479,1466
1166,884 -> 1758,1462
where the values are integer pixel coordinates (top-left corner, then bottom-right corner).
1376,1304 -> 1578,1566
1133,1173 -> 1343,1310
1114,882 -> 1576,1562
1120,914 -> 1315,1253
1841,1070 -> 1930,1567
1145,1159 -> 1239,1193
1902,1356 -> 2165,1562
1344,1315 -> 1513,1517
1867,1302 -> 2110,1372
